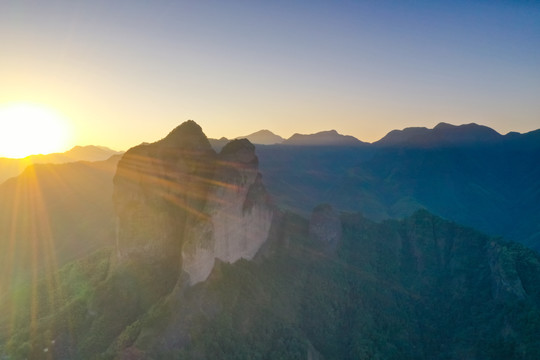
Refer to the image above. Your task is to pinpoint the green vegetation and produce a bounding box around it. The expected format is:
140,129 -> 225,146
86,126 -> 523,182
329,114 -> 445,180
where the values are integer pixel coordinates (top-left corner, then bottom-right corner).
2,211 -> 540,359
257,136 -> 540,251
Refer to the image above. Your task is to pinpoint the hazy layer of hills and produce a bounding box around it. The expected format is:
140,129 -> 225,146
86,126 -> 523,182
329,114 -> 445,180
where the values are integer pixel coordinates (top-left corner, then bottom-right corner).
209,128 -> 365,150
0,145 -> 122,183
240,129 -> 285,145
0,156 -> 120,295
1,121 -> 540,359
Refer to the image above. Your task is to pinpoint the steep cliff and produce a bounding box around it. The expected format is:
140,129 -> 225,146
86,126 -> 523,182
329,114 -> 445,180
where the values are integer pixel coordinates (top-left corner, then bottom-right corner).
113,120 -> 216,271
113,121 -> 273,285
182,139 -> 273,284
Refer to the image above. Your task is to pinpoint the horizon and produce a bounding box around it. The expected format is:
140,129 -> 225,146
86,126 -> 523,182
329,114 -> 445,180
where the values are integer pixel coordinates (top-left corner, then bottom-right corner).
1,119 -> 538,159
1,1 -> 539,156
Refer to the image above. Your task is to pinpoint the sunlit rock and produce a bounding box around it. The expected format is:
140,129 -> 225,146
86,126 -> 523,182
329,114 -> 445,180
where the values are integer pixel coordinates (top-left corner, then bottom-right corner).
113,120 -> 215,272
182,139 -> 273,284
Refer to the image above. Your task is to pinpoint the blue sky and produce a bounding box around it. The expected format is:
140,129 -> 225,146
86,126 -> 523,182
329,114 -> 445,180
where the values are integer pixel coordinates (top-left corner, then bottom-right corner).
0,0 -> 539,150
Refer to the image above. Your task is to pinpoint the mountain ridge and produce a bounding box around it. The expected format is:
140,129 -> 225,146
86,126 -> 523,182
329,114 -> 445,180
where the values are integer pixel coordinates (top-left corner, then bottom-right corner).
282,129 -> 366,146
0,145 -> 122,184
373,122 -> 537,147
209,122 -> 539,149
237,129 -> 285,145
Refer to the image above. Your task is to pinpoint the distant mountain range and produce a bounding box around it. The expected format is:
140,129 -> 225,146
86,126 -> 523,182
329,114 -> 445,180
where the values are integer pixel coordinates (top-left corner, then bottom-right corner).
375,122 -> 540,147
282,129 -> 366,146
256,124 -> 540,250
239,129 -> 285,145
210,122 -> 539,149
212,128 -> 366,148
0,145 -> 122,183
209,127 -> 366,150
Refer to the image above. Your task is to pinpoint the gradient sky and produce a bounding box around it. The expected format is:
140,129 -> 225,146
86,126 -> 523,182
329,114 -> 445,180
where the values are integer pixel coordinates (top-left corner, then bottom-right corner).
1,0 -> 539,151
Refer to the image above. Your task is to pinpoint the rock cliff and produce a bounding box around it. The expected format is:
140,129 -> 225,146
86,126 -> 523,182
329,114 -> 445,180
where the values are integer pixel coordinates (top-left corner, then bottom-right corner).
113,121 -> 273,284
488,241 -> 527,301
182,139 -> 273,284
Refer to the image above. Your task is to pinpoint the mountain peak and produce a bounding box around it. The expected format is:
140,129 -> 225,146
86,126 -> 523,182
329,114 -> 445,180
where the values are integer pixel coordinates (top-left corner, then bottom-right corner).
114,122 -> 272,285
376,122 -> 502,147
282,129 -> 364,146
238,129 -> 285,145
159,120 -> 212,150
220,138 -> 258,164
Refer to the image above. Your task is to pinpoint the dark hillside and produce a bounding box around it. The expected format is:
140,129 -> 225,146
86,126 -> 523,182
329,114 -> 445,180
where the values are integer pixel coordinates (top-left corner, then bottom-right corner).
2,210 -> 540,359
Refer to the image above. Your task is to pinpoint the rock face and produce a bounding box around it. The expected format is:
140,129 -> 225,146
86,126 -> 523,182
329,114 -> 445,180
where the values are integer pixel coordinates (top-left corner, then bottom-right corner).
113,121 -> 216,269
488,241 -> 526,301
182,139 -> 273,284
113,121 -> 273,284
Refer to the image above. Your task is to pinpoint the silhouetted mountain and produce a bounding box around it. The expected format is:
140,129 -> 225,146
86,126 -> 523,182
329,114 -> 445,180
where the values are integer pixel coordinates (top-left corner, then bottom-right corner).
283,129 -> 366,146
29,145 -> 122,163
374,122 -> 503,147
238,129 -> 285,144
0,145 -> 122,183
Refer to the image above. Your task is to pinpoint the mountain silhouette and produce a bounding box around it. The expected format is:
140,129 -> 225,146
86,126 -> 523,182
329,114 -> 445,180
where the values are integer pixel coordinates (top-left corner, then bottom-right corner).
238,129 -> 284,144
374,122 -> 503,147
0,145 -> 122,183
282,129 -> 366,146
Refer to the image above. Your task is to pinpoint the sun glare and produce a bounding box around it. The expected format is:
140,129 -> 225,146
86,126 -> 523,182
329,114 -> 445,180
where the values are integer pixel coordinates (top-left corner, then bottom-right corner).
0,103 -> 72,158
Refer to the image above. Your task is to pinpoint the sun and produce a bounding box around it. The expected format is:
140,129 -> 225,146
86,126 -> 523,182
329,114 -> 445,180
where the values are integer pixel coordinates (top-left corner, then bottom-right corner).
0,103 -> 73,158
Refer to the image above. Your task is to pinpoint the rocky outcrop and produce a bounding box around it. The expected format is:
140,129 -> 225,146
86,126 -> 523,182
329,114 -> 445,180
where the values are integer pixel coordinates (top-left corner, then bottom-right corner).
113,121 -> 273,285
113,120 -> 215,269
487,241 -> 526,301
182,139 -> 273,284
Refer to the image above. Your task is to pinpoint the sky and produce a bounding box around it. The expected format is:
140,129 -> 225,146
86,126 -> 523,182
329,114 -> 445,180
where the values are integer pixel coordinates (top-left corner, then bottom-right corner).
0,0 -> 539,152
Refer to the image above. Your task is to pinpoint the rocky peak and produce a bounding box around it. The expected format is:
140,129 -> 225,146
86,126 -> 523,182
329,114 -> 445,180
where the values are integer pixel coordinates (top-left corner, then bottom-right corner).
159,120 -> 213,150
113,121 -> 273,286
182,138 -> 273,285
219,138 -> 257,164
113,121 -> 216,270
487,241 -> 527,302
